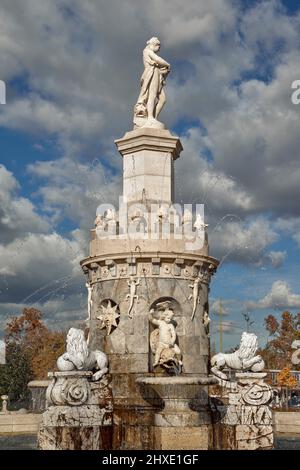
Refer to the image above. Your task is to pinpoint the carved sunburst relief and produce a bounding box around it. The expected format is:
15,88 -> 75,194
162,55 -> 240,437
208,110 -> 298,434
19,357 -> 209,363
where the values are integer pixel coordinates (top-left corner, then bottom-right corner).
97,300 -> 120,335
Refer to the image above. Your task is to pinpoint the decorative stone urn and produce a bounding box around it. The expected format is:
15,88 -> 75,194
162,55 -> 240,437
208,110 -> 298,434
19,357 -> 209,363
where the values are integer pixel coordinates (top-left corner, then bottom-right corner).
0,395 -> 8,414
136,375 -> 218,449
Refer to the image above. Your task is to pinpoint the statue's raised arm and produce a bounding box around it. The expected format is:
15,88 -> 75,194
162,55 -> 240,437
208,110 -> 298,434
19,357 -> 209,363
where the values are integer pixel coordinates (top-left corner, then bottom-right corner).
134,37 -> 170,129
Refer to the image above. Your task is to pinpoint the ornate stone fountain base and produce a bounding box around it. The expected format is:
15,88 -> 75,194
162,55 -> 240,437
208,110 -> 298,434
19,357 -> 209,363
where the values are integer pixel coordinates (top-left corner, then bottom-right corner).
136,375 -> 218,450
38,371 -> 113,450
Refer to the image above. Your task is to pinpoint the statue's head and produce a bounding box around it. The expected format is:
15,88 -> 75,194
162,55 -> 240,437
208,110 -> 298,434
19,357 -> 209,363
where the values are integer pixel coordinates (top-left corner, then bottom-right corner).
147,37 -> 160,52
66,327 -> 89,359
239,332 -> 258,358
163,309 -> 174,323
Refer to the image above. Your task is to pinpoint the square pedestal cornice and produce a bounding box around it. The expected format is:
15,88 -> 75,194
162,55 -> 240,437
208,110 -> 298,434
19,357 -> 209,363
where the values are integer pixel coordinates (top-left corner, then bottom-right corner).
115,128 -> 183,160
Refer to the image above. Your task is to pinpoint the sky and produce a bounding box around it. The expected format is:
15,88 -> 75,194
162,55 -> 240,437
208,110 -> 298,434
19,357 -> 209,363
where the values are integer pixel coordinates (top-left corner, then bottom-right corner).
0,0 -> 300,351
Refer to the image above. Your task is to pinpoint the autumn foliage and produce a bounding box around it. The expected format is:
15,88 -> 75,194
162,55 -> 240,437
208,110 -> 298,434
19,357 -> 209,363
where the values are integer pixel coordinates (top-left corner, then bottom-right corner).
5,307 -> 66,380
277,367 -> 298,388
259,311 -> 300,370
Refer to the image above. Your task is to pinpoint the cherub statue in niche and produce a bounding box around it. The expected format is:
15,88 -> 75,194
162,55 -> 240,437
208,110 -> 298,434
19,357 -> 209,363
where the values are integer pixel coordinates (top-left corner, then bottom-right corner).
149,301 -> 182,372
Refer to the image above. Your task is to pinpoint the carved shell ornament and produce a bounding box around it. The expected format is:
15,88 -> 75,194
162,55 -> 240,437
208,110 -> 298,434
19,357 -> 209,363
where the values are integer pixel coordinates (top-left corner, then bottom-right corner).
102,268 -> 109,278
140,264 -> 149,275
47,376 -> 90,406
61,378 -> 90,406
119,266 -> 127,277
183,268 -> 191,277
163,265 -> 171,274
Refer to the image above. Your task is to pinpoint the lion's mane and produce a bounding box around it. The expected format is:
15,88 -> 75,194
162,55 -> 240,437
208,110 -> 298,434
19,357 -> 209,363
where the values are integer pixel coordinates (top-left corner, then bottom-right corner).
66,328 -> 89,368
238,332 -> 258,359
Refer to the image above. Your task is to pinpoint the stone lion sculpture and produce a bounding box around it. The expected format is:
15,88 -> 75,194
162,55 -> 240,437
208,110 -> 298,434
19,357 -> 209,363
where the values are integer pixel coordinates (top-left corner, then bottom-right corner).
57,328 -> 108,381
211,332 -> 265,381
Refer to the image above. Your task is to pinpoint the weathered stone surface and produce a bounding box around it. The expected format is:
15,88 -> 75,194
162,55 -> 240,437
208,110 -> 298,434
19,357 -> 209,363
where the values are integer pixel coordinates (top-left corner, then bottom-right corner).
38,372 -> 112,450
126,335 -> 148,354
274,411 -> 300,434
117,312 -> 134,335
180,337 -> 200,357
0,413 -> 42,434
38,426 -> 112,450
211,423 -> 236,450
176,316 -> 195,337
221,405 -> 272,425
106,328 -> 126,354
155,410 -> 210,427
235,424 -> 273,450
133,314 -> 148,334
212,373 -> 274,450
119,423 -> 153,450
183,354 -> 208,374
41,405 -> 111,427
109,354 -> 148,373
153,425 -> 212,450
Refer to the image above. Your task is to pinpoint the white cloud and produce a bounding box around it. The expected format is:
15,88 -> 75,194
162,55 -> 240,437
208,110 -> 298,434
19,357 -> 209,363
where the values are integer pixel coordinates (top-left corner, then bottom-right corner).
27,157 -> 122,230
0,294 -> 87,337
267,250 -> 286,268
175,127 -> 253,214
0,164 -> 50,244
274,218 -> 300,247
0,0 -> 299,224
247,280 -> 300,310
0,231 -> 85,304
210,299 -> 232,316
209,217 -> 277,264
211,319 -> 238,334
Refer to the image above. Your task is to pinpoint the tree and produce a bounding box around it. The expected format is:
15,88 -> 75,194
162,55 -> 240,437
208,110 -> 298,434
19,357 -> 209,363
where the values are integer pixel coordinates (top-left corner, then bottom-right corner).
277,367 -> 298,388
0,343 -> 33,407
277,367 -> 298,409
260,311 -> 300,370
5,307 -> 66,380
0,308 -> 66,407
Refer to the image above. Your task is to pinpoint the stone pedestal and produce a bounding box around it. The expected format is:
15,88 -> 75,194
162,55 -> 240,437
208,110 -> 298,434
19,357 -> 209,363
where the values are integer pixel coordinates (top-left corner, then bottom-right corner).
38,371 -> 113,450
115,128 -> 182,205
137,375 -> 217,450
212,373 -> 274,450
28,380 -> 50,413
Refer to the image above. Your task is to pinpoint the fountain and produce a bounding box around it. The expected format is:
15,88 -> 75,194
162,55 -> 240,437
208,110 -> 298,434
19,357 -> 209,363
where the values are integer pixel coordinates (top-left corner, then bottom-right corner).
38,36 -> 274,451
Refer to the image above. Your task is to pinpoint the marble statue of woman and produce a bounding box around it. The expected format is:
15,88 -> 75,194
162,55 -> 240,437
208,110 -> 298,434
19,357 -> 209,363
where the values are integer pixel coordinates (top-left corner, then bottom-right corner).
134,37 -> 170,129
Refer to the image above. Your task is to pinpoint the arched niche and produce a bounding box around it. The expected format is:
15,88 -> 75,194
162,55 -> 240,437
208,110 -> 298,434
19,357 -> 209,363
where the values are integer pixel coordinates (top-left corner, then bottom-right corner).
149,297 -> 182,374
150,297 -> 181,317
